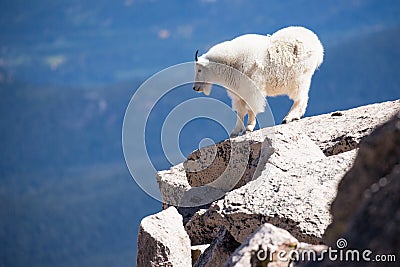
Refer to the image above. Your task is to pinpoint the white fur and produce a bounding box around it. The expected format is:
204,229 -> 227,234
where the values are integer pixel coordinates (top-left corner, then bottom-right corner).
193,26 -> 324,137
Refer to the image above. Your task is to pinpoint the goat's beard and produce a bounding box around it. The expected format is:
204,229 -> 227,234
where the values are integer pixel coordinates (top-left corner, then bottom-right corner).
203,86 -> 211,96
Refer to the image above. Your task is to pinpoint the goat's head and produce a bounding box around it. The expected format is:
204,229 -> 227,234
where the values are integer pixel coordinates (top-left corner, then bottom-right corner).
193,50 -> 212,96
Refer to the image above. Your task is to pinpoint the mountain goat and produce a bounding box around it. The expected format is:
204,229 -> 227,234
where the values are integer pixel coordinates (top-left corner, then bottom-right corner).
193,26 -> 324,137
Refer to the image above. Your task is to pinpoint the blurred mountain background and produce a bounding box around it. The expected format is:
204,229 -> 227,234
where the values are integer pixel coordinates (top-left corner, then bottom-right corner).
1,0 -> 399,266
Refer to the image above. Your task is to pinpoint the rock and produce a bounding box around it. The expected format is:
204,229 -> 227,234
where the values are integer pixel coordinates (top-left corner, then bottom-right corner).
191,244 -> 210,266
157,100 -> 400,211
194,228 -> 241,267
293,100 -> 400,156
184,138 -> 263,189
160,133 -> 267,208
185,209 -> 221,246
179,117 -> 326,209
136,207 -> 191,267
225,223 -> 298,267
193,149 -> 357,245
324,111 -> 400,245
149,100 -> 400,266
185,128 -> 328,245
157,163 -> 190,208
307,112 -> 400,267
339,164 -> 400,266
170,120 -> 326,208
299,112 -> 400,267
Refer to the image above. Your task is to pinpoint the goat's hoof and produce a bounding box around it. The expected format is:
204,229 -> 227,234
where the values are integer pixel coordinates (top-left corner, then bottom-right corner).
230,133 -> 239,138
282,117 -> 299,124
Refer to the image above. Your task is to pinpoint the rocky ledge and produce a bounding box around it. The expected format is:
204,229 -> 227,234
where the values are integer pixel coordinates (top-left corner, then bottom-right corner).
136,100 -> 400,267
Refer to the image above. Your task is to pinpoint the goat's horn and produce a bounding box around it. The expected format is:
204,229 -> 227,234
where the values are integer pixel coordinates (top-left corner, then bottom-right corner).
195,50 -> 199,62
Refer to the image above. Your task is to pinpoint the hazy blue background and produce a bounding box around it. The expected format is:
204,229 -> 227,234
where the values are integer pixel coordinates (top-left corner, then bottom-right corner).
1,0 -> 399,266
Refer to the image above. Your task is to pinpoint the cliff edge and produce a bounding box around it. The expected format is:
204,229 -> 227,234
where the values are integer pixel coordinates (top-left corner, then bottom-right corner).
136,99 -> 399,267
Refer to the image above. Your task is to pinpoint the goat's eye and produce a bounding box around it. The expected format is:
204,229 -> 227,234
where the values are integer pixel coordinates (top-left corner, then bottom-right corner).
198,69 -> 201,73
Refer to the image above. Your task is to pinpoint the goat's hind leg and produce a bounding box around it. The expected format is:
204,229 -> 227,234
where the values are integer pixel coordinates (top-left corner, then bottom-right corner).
282,78 -> 311,124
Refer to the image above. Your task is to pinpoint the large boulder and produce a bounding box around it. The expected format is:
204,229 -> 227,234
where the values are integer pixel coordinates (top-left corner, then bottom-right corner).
312,111 -> 400,267
341,164 -> 400,266
144,100 -> 400,266
157,100 -> 400,210
185,127 -> 332,245
324,111 -> 400,244
187,149 -> 357,245
136,207 -> 191,267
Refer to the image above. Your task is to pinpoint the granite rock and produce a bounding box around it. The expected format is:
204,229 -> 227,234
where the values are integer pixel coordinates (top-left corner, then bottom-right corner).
324,111 -> 400,244
136,207 -> 191,267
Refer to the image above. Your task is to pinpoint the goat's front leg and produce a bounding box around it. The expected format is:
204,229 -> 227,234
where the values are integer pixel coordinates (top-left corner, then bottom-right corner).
245,109 -> 256,132
230,98 -> 246,138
